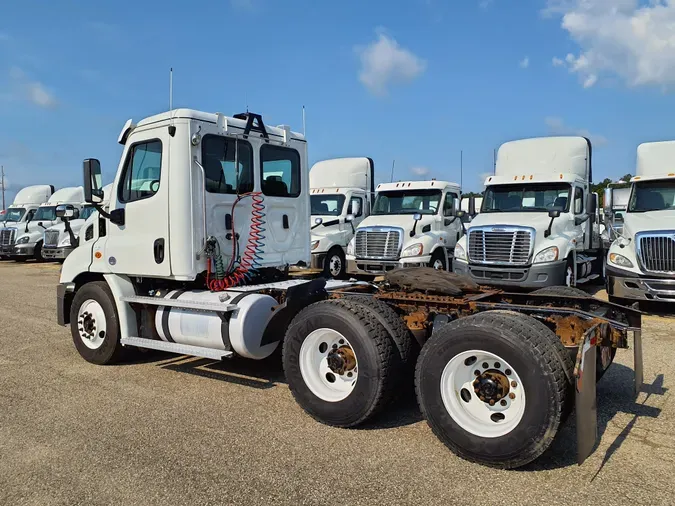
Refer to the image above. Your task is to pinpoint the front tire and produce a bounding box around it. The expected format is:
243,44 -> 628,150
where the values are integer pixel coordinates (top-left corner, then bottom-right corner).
429,249 -> 447,271
283,299 -> 399,427
70,281 -> 125,365
34,241 -> 44,262
415,312 -> 567,469
323,247 -> 346,279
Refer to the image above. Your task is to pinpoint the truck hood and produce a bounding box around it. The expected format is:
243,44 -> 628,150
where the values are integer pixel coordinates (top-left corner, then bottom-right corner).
46,219 -> 86,235
358,214 -> 434,231
467,212 -> 561,234
622,210 -> 675,239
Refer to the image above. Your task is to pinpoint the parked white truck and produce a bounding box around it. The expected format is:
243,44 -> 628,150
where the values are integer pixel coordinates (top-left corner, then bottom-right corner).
453,136 -> 602,288
345,180 -> 463,275
601,183 -> 631,247
310,157 -> 374,278
42,185 -> 112,261
605,141 -> 675,301
55,108 -> 642,470
0,185 -> 54,259
9,186 -> 84,261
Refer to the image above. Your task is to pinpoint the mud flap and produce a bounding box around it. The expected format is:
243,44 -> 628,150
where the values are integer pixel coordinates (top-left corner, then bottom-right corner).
574,328 -> 597,466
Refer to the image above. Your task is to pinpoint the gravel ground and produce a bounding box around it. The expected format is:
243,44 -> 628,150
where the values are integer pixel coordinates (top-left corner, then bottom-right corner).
1,261 -> 674,506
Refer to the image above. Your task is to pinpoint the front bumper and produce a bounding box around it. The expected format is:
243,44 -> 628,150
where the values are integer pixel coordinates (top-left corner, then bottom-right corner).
0,244 -> 15,256
347,255 -> 432,275
452,259 -> 567,288
13,243 -> 36,257
606,265 -> 675,301
42,246 -> 73,260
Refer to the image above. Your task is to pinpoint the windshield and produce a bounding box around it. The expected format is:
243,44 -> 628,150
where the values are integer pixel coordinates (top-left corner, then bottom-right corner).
482,183 -> 571,213
311,194 -> 346,216
2,208 -> 26,222
373,189 -> 442,215
79,206 -> 96,220
33,206 -> 56,221
628,180 -> 675,212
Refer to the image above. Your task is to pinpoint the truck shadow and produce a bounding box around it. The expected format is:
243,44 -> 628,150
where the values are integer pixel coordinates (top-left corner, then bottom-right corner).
519,364 -> 665,472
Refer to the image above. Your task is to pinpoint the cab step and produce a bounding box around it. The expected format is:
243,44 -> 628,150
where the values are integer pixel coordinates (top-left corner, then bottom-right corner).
120,295 -> 236,313
120,336 -> 234,360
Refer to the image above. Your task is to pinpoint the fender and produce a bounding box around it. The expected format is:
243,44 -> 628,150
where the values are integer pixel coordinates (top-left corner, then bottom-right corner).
103,273 -> 138,340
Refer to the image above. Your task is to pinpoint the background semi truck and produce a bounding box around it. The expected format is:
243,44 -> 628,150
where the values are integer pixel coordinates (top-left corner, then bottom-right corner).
601,182 -> 631,247
8,186 -> 84,261
42,184 -> 112,261
605,141 -> 675,301
453,136 -> 602,288
55,108 -> 642,470
309,157 -> 374,278
345,180 -> 463,274
0,185 -> 54,259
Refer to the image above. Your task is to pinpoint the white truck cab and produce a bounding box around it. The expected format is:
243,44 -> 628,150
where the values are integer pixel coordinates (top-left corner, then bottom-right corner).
453,136 -> 602,288
345,180 -> 463,275
605,141 -> 675,301
310,157 -> 374,278
0,185 -> 54,258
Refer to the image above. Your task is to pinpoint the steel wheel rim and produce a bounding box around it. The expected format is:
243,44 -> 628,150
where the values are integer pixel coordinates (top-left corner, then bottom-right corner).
432,258 -> 444,270
299,328 -> 358,402
440,350 -> 526,438
77,299 -> 107,350
329,254 -> 342,277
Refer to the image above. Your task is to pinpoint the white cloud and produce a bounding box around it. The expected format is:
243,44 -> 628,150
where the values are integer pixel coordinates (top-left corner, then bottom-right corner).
356,31 -> 426,96
544,116 -> 607,147
547,0 -> 675,89
519,57 -> 530,69
7,67 -> 57,109
411,166 -> 430,177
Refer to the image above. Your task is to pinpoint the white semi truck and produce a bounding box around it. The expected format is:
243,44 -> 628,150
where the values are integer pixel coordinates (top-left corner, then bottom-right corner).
310,157 -> 374,278
601,183 -> 631,247
605,141 -> 675,302
55,108 -> 643,470
453,136 -> 602,289
8,186 -> 84,261
42,184 -> 112,261
345,180 -> 463,275
0,185 -> 54,259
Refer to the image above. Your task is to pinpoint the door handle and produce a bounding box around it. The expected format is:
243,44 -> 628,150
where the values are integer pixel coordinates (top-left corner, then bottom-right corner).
282,215 -> 289,229
154,238 -> 165,264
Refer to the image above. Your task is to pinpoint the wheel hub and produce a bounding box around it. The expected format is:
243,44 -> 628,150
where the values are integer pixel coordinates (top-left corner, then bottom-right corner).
80,312 -> 96,338
326,346 -> 356,375
473,370 -> 510,403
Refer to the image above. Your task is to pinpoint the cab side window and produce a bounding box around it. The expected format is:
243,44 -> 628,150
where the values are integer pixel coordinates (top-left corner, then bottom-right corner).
119,140 -> 163,203
260,145 -> 301,198
26,210 -> 35,221
348,196 -> 363,217
574,187 -> 584,214
201,135 -> 253,194
444,192 -> 458,216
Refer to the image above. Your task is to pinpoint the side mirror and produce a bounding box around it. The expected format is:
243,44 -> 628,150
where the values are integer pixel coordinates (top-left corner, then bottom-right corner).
56,204 -> 76,220
346,214 -> 355,222
468,196 -> 476,216
548,209 -> 561,219
83,158 -> 104,203
603,188 -> 613,215
413,212 -> 422,221
350,200 -> 361,216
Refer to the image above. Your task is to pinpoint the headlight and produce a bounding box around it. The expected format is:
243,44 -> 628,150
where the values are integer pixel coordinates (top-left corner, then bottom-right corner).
346,237 -> 355,256
609,253 -> 634,268
59,236 -> 71,247
16,236 -> 30,244
454,243 -> 466,261
533,246 -> 559,264
311,240 -> 320,251
401,243 -> 423,257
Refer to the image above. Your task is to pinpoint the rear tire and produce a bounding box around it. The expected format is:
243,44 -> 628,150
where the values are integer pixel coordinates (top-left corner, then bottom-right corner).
532,285 -> 616,382
70,281 -> 125,365
415,312 -> 567,469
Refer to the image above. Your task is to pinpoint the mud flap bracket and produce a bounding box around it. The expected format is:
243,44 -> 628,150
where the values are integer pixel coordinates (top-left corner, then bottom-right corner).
574,323 -> 599,466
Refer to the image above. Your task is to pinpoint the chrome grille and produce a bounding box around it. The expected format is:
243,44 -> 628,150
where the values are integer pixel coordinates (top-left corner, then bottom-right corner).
637,233 -> 675,274
468,227 -> 534,265
354,228 -> 402,260
44,230 -> 60,247
0,228 -> 16,246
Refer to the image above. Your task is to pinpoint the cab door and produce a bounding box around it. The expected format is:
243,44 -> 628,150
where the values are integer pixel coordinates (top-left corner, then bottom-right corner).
104,130 -> 171,277
442,191 -> 463,247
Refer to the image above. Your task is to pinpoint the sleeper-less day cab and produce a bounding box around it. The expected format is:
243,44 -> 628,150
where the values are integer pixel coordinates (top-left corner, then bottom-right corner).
453,136 -> 602,288
0,185 -> 54,259
605,141 -> 675,301
55,108 -> 643,471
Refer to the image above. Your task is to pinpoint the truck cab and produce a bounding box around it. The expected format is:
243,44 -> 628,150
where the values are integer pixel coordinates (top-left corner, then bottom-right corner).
0,185 -> 54,259
453,136 -> 602,288
309,157 -> 374,278
10,187 -> 84,261
345,180 -> 462,275
605,141 -> 675,301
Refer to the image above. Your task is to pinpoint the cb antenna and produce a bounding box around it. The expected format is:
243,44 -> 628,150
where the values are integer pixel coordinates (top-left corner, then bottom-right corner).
390,159 -> 396,182
302,105 -> 306,137
169,67 -> 173,114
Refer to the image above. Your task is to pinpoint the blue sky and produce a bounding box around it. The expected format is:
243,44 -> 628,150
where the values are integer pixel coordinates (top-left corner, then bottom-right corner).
1,0 -> 674,205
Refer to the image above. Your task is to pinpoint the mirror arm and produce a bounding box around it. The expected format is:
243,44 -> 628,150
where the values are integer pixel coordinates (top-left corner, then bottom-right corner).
410,220 -> 418,237
91,202 -> 113,221
544,217 -> 556,238
64,221 -> 79,248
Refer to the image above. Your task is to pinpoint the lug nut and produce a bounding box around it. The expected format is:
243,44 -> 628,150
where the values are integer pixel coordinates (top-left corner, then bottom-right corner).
494,362 -> 501,369
347,372 -> 352,378
509,393 -> 516,400
474,370 -> 480,376
505,369 -> 512,375
511,381 -> 517,388
489,399 -> 495,406
500,400 -> 507,406
479,396 -> 485,402
482,362 -> 489,369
